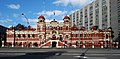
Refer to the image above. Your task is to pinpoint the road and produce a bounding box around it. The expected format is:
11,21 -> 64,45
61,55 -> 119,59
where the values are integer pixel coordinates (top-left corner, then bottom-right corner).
0,48 -> 120,59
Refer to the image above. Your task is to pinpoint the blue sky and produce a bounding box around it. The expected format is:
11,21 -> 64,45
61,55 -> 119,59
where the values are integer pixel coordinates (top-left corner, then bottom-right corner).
0,0 -> 94,28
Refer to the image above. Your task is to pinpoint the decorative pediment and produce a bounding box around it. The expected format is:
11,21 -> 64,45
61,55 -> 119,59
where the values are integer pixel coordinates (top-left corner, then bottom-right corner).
72,24 -> 79,30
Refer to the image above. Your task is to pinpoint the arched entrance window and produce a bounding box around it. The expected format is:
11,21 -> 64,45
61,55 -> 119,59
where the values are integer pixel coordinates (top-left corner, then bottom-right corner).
59,35 -> 63,41
33,42 -> 38,47
52,42 -> 57,48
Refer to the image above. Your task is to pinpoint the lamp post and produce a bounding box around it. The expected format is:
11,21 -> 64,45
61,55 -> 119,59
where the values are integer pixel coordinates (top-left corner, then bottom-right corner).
13,26 -> 16,47
22,13 -> 29,48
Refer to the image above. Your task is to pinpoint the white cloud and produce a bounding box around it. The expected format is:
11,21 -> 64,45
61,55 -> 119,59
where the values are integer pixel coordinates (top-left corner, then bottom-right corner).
53,0 -> 95,7
70,9 -> 79,14
7,4 -> 20,9
22,17 -> 37,23
0,19 -> 12,23
53,0 -> 69,6
36,10 -> 67,17
28,19 -> 37,23
13,13 -> 19,18
21,18 -> 37,28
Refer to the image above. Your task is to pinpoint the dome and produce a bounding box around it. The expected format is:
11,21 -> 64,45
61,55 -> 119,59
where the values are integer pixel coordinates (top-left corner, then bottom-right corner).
63,16 -> 70,20
38,15 -> 45,19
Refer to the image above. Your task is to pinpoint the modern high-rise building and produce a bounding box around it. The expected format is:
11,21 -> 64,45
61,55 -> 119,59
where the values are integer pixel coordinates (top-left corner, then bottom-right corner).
69,0 -> 119,41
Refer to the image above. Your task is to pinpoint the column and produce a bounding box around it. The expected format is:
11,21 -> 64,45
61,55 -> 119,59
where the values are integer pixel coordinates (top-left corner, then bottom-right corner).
83,44 -> 85,48
32,42 -> 34,48
101,42 -> 103,48
116,42 -> 118,48
2,41 -> 4,47
92,41 -> 94,48
22,42 -> 23,47
12,42 -> 14,47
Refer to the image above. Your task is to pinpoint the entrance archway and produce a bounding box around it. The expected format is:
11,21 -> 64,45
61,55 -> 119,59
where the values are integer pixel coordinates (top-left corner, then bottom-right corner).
52,42 -> 57,48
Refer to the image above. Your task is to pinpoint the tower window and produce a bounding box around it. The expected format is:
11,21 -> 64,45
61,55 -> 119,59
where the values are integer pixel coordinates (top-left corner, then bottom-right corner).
40,20 -> 42,22
66,26 -> 68,30
59,27 -> 62,30
66,35 -> 69,38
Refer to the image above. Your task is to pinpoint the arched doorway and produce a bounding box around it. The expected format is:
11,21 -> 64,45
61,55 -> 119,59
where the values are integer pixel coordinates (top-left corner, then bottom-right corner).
52,42 -> 57,48
33,42 -> 38,47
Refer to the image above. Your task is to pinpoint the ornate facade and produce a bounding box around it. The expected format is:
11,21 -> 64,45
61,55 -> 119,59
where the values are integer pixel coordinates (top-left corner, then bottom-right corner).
3,16 -> 118,48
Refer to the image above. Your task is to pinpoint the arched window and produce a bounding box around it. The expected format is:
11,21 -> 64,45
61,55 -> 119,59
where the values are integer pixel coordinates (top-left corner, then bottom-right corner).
59,35 -> 63,41
52,30 -> 57,34
106,34 -> 108,39
28,34 -> 30,38
80,34 -> 83,37
40,20 -> 42,22
32,34 -> 35,38
66,35 -> 69,38
39,35 -> 42,39
59,27 -> 62,30
66,26 -> 68,30
18,34 -> 21,38
23,34 -> 26,38
76,34 -> 78,37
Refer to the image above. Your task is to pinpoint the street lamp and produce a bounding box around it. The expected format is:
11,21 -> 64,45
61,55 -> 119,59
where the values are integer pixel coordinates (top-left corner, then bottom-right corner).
21,13 -> 29,48
13,26 -> 16,47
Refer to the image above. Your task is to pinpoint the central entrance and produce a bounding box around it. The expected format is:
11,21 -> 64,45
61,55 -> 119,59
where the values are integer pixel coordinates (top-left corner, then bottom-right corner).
52,42 -> 57,48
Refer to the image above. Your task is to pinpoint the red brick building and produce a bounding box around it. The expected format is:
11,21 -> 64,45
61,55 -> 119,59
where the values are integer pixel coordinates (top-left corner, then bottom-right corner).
3,16 -> 118,48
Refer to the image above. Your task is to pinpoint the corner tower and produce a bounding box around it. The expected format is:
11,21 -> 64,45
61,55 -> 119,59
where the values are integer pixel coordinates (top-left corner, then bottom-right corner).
37,15 -> 46,32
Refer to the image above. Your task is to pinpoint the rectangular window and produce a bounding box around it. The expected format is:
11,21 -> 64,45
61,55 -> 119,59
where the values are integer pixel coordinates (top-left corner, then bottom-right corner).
66,26 -> 68,30
28,34 -> 30,38
32,34 -> 35,38
72,34 -> 74,37
18,34 -> 21,38
80,34 -> 83,37
84,34 -> 86,38
59,27 -> 62,30
23,34 -> 26,38
76,34 -> 78,37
